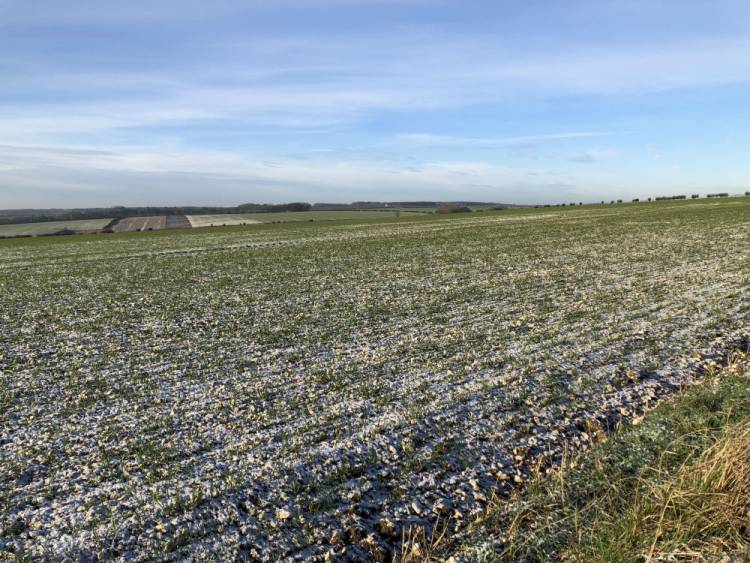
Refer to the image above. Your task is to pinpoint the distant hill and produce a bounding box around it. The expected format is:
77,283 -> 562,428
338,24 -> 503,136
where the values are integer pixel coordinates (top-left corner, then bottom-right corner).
0,201 -> 521,226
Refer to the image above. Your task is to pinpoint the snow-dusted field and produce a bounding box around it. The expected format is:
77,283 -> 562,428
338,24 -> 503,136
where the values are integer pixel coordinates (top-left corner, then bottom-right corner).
1,200 -> 748,560
186,214 -> 263,228
186,210 -> 426,228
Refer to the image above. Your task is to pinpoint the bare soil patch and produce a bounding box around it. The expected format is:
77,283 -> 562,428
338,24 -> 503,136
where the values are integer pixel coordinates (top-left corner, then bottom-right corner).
111,216 -> 168,232
165,215 -> 191,230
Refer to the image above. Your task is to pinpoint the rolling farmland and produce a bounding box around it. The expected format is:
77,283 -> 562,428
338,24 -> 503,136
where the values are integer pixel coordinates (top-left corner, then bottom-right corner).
187,210 -> 429,228
110,216 -> 168,233
0,219 -> 112,238
0,210 -> 432,238
0,200 -> 748,560
185,214 -> 263,228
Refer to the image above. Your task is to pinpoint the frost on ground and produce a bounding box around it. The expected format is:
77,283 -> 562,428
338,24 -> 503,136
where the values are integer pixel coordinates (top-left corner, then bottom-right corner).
186,214 -> 263,228
0,201 -> 749,560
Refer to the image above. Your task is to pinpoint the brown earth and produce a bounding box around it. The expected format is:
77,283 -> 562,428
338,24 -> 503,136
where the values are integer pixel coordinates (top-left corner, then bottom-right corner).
110,216 -> 167,232
165,215 -> 191,229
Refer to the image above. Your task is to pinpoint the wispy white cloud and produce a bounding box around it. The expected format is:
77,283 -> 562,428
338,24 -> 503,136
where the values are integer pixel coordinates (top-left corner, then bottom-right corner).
2,0 -> 750,143
2,32 -> 750,141
569,148 -> 618,163
399,132 -> 612,148
0,142 -> 613,207
2,140 -> 746,209
1,1 -> 749,206
0,0 -> 431,25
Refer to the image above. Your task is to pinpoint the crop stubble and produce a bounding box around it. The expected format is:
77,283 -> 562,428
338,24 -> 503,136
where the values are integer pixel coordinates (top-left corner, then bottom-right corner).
0,200 -> 748,560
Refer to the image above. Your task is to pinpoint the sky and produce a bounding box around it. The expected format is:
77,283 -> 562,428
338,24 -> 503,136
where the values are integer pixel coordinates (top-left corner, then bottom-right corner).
1,0 -> 750,208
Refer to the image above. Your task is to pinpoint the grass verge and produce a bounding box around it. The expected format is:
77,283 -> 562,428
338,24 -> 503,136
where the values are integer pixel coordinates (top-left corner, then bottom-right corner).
455,347 -> 750,562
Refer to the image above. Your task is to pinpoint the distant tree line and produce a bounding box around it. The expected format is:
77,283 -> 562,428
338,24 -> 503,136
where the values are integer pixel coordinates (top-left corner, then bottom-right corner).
0,206 -> 213,225
0,200 -> 519,225
5,193 -> 742,227
0,203 -> 315,225
436,203 -> 472,214
535,192 -> 748,208
237,202 -> 312,212
349,201 -> 439,209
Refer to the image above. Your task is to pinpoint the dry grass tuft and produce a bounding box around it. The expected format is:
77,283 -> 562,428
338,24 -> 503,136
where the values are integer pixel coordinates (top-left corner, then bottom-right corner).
453,346 -> 750,562
565,349 -> 750,562
642,421 -> 750,561
395,516 -> 451,563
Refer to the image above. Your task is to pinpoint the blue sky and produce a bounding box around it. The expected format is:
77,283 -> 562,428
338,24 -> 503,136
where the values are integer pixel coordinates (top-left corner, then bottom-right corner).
1,0 -> 749,207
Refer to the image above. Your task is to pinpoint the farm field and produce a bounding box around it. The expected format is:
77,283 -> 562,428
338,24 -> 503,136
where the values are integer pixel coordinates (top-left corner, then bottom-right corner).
0,210 -> 433,239
0,199 -> 748,560
187,210 -> 429,227
110,216 -> 168,232
0,219 -> 112,238
185,214 -> 263,227
165,215 -> 192,230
